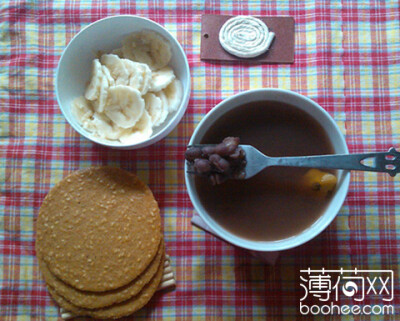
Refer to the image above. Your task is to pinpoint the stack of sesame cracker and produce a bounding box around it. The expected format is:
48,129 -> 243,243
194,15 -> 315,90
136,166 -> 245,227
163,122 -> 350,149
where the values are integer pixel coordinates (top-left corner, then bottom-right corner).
36,167 -> 171,319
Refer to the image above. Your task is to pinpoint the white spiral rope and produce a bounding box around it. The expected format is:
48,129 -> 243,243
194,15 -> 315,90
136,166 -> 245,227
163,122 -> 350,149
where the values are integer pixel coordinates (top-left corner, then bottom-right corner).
219,16 -> 275,58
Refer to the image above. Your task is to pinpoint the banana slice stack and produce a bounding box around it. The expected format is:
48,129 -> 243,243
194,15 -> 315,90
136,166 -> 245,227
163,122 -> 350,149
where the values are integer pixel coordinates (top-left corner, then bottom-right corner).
71,30 -> 183,144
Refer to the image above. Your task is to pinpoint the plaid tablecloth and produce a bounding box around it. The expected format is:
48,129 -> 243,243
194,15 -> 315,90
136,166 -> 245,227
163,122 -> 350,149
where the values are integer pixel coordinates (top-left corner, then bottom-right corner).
1,0 -> 399,320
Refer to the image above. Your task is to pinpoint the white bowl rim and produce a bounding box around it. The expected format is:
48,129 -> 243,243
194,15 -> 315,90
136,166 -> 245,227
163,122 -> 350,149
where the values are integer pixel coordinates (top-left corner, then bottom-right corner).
185,88 -> 350,252
55,15 -> 191,149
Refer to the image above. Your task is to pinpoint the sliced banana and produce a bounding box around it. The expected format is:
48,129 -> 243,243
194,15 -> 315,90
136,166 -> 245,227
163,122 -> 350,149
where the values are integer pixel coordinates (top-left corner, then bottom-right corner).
149,66 -> 175,92
121,30 -> 172,70
119,110 -> 153,144
139,63 -> 152,95
92,75 -> 109,113
71,96 -> 94,124
84,59 -> 103,101
83,112 -> 124,140
101,65 -> 115,87
154,90 -> 169,125
163,78 -> 183,112
100,54 -> 130,85
73,31 -> 183,144
105,85 -> 145,129
144,93 -> 163,127
122,59 -> 152,95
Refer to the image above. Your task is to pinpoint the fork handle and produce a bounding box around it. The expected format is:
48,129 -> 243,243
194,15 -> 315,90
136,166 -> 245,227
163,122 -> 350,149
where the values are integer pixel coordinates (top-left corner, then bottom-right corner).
269,147 -> 399,177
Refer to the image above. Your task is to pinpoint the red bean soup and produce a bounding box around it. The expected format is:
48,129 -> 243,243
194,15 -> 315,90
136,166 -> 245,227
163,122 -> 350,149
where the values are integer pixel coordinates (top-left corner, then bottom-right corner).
195,101 -> 336,241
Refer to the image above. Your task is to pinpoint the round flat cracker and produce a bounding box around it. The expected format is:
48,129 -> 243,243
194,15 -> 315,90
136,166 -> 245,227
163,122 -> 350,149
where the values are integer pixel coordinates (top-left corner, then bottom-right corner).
36,167 -> 161,292
48,251 -> 165,319
39,238 -> 164,309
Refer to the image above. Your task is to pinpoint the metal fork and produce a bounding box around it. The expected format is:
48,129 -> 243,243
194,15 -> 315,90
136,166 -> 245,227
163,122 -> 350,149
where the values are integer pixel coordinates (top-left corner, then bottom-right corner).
187,145 -> 400,179
239,145 -> 399,179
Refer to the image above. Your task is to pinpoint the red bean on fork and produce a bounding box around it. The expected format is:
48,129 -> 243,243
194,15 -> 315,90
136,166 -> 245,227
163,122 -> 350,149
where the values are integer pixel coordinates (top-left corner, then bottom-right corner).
222,137 -> 240,154
185,147 -> 202,161
185,137 -> 246,185
194,158 -> 211,174
201,146 -> 216,156
209,154 -> 230,172
215,143 -> 230,156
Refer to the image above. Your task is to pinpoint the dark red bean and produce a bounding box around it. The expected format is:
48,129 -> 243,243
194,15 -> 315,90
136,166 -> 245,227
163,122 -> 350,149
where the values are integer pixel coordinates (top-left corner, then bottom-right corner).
229,148 -> 240,159
229,147 -> 245,159
215,143 -> 230,156
209,154 -> 222,169
209,153 -> 221,164
194,158 -> 211,174
222,137 -> 240,154
209,154 -> 230,172
187,137 -> 246,185
201,146 -> 216,156
223,136 -> 240,145
185,147 -> 202,161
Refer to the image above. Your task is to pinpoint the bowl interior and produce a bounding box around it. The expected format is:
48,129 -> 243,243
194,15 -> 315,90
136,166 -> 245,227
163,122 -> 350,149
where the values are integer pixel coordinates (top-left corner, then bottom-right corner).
56,15 -> 190,149
185,89 -> 350,252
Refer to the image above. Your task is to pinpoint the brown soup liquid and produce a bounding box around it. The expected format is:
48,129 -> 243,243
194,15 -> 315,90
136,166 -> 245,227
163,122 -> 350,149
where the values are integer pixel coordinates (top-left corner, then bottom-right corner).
195,101 -> 335,241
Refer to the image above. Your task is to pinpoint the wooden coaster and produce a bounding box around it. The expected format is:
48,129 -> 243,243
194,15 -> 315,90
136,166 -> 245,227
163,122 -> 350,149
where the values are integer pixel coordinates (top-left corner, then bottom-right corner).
200,14 -> 295,64
59,255 -> 175,320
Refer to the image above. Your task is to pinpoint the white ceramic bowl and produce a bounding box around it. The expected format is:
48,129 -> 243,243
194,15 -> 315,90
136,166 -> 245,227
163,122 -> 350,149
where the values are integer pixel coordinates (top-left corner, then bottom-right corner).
56,15 -> 191,149
185,89 -> 350,252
